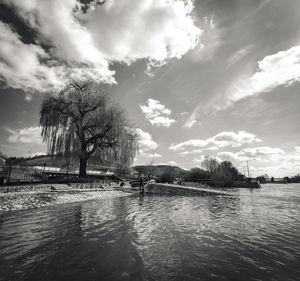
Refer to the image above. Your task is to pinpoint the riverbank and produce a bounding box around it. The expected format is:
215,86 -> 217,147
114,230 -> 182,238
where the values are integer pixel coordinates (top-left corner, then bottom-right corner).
0,188 -> 131,213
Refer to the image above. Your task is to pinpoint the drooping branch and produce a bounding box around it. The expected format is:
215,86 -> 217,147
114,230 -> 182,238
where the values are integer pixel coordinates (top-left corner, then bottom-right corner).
39,80 -> 138,176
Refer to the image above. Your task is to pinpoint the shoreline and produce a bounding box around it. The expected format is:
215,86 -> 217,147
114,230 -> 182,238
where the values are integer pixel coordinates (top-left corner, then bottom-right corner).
0,188 -> 132,214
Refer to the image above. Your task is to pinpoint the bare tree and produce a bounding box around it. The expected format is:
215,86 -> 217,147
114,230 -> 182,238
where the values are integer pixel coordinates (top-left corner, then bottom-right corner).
40,81 -> 138,177
201,156 -> 219,176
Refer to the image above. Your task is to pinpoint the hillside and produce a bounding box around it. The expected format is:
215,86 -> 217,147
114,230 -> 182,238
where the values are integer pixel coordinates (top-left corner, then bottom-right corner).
133,165 -> 187,177
11,155 -> 117,171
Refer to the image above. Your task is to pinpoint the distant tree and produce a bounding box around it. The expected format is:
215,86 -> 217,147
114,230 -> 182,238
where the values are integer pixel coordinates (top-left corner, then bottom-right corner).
211,161 -> 244,186
201,156 -> 219,176
138,162 -> 156,179
115,165 -> 131,179
157,167 -> 174,184
40,81 -> 138,177
185,167 -> 209,182
256,175 -> 267,183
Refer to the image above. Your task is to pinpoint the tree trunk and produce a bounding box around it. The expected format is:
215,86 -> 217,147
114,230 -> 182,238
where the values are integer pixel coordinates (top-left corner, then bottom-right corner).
79,141 -> 88,177
79,156 -> 87,177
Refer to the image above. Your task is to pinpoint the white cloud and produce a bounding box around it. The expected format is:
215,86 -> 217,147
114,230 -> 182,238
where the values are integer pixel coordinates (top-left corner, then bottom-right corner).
183,105 -> 203,129
228,45 -> 300,108
135,128 -> 159,157
179,149 -> 203,156
6,126 -> 42,144
217,152 -> 239,161
238,146 -> 285,159
186,16 -> 221,62
186,44 -> 300,122
170,131 -> 261,152
140,99 -> 176,127
0,22 -> 109,93
1,0 -> 202,93
185,119 -> 197,128
295,146 -> 300,154
218,146 -> 285,163
146,153 -> 162,159
193,155 -> 205,163
217,145 -> 300,177
167,161 -> 177,165
136,128 -> 158,151
83,0 -> 201,64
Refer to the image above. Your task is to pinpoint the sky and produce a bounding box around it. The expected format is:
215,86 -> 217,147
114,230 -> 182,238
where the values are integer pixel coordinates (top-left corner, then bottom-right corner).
0,0 -> 300,177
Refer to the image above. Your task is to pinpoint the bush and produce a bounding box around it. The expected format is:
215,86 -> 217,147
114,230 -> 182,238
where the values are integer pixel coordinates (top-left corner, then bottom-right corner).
185,167 -> 209,182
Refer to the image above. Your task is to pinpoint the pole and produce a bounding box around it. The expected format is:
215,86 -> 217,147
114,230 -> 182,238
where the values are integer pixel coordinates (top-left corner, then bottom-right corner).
7,159 -> 12,184
246,160 -> 250,178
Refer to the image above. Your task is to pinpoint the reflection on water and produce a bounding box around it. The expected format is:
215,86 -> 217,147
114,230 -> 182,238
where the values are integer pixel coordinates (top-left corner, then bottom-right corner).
1,184 -> 300,281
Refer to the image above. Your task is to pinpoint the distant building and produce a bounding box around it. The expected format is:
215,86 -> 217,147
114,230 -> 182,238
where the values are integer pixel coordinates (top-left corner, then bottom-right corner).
34,166 -> 61,172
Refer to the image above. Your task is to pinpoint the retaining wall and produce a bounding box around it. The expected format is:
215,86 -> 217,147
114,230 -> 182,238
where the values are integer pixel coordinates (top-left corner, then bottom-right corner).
0,182 -> 110,193
145,183 -> 228,196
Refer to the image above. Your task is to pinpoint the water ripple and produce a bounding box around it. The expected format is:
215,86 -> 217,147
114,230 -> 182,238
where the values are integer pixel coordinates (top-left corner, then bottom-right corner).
1,184 -> 300,281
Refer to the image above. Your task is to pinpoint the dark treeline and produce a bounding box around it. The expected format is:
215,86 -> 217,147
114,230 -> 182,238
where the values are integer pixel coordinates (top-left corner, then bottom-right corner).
184,157 -> 245,186
136,157 -> 245,186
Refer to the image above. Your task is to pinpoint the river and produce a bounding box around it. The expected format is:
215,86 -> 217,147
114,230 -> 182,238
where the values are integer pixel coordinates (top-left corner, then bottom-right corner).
1,184 -> 300,281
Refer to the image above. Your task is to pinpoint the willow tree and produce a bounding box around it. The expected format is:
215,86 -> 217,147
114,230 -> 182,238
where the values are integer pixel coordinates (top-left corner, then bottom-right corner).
40,81 -> 138,177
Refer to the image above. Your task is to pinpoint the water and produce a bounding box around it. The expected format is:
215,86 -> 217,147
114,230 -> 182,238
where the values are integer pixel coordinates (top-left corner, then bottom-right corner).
1,184 -> 300,281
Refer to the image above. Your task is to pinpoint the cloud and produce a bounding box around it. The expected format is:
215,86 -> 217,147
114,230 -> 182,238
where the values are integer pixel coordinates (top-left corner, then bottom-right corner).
227,44 -> 256,68
184,103 -> 204,128
6,126 -> 42,144
217,146 -> 286,163
167,161 -> 177,165
217,146 -> 300,177
295,146 -> 300,154
146,153 -> 162,159
186,16 -> 221,62
1,0 -> 202,93
179,149 -> 203,156
0,22 -> 109,93
135,128 -> 158,156
225,45 -> 300,110
217,145 -> 300,177
184,119 -> 197,128
83,0 -> 201,63
186,44 -> 300,124
170,131 -> 261,153
217,151 -> 239,161
193,155 -> 205,163
239,146 -> 285,159
140,99 -> 176,127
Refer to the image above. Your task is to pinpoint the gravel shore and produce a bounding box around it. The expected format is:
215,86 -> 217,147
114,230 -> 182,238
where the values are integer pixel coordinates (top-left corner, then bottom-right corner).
0,189 -> 132,213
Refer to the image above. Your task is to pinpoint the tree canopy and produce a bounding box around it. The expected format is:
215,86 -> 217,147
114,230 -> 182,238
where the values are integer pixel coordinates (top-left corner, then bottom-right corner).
40,81 -> 138,177
199,156 -> 244,186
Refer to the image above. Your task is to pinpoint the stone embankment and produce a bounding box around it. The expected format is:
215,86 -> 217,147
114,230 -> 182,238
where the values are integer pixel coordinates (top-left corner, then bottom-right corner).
145,183 -> 229,196
0,183 -> 129,213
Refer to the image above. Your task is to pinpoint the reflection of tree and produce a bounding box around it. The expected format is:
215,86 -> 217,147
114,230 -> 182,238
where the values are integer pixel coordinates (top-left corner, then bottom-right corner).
77,197 -> 146,280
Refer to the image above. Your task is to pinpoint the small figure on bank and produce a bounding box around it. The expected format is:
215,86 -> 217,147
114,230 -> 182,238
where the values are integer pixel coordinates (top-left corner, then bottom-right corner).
139,174 -> 144,194
178,177 -> 185,186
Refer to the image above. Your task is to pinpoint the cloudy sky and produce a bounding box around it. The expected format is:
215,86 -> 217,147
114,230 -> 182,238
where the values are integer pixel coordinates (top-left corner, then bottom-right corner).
0,0 -> 300,177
